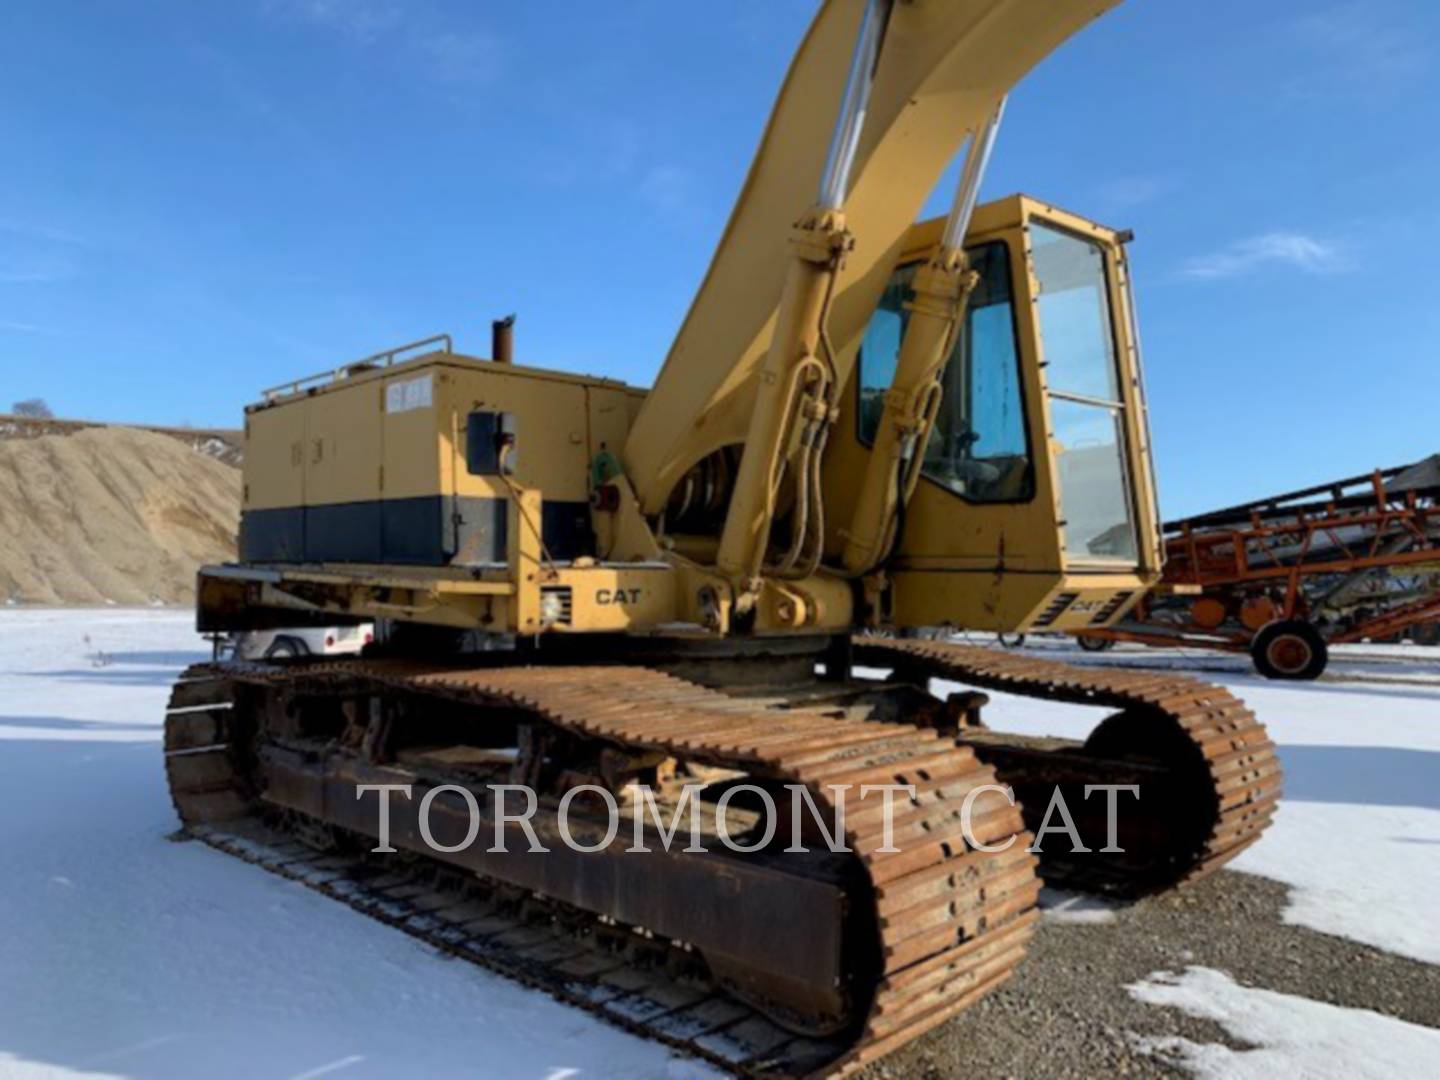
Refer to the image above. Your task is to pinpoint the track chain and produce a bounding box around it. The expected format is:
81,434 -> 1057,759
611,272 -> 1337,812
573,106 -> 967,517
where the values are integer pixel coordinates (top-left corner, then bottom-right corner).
164,660 -> 1040,1077
852,637 -> 1282,892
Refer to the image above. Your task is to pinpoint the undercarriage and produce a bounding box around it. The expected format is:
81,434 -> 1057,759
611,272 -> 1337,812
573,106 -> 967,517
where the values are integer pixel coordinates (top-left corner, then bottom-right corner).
163,636 -> 1278,1077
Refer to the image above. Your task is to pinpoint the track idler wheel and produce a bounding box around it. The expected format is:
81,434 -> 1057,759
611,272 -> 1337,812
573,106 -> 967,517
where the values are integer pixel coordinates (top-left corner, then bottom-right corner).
1084,708 -> 1214,849
999,708 -> 1216,895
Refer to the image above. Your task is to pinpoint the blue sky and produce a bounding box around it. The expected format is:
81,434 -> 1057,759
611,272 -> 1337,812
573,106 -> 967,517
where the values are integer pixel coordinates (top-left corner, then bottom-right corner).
2,0 -> 1436,518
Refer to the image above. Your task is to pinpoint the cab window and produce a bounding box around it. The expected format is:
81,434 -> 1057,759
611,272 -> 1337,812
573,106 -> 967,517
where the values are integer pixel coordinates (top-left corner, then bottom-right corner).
857,240 -> 1033,503
1030,221 -> 1137,561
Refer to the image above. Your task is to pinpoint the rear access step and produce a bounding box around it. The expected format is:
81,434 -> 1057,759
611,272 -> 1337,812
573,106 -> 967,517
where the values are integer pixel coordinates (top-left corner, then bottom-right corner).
852,637 -> 1281,895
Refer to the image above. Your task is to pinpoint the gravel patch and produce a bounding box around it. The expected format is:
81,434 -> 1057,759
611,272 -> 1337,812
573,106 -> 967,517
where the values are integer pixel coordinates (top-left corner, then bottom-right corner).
860,870 -> 1440,1078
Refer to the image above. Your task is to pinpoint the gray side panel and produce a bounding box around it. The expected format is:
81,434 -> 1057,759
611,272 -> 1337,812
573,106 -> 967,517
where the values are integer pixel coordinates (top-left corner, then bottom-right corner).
307,502 -> 383,563
240,498 -> 593,566
382,496 -> 449,565
239,508 -> 305,562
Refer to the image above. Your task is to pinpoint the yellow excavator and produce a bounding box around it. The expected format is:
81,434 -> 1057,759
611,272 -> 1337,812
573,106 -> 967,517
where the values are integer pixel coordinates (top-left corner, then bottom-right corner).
166,1 -> 1280,1074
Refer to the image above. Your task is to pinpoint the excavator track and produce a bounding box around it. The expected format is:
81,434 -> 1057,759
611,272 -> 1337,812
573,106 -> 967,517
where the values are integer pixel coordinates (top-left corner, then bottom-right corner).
852,637 -> 1282,895
164,659 -> 1040,1078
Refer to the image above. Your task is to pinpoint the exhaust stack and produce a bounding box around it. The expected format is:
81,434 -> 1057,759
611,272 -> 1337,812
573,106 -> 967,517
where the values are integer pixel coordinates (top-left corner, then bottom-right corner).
492,315 -> 515,364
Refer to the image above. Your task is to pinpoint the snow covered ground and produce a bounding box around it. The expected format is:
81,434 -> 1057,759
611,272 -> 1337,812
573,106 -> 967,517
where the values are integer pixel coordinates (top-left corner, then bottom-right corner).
933,635 -> 1440,966
1127,967 -> 1440,1080
0,610 -> 714,1080
1,611 -> 1437,1078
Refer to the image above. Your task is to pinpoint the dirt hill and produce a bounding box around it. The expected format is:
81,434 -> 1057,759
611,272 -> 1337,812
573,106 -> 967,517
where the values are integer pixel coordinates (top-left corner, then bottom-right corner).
0,426 -> 240,605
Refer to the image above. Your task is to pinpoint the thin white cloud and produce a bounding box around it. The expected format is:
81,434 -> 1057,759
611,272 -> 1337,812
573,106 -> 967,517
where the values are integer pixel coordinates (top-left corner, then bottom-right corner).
260,1 -> 503,84
1180,232 -> 1349,281
638,165 -> 706,229
413,31 -> 503,85
532,117 -> 642,189
0,222 -> 85,284
1288,3 -> 1429,96
0,270 -> 71,285
0,256 -> 77,285
0,320 -> 51,334
1095,174 -> 1172,213
0,221 -> 87,247
263,0 -> 401,42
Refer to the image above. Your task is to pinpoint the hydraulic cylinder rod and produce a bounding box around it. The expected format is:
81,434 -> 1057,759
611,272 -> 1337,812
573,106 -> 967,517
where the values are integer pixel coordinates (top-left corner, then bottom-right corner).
817,0 -> 894,211
841,99 -> 1007,573
716,0 -> 894,595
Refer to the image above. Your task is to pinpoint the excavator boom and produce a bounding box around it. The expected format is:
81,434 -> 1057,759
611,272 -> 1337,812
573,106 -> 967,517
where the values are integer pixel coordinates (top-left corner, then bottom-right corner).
624,0 -> 1119,515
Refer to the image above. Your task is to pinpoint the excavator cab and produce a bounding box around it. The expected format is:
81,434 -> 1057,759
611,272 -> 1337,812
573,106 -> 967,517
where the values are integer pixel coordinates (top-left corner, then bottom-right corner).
828,194 -> 1162,632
